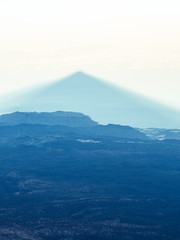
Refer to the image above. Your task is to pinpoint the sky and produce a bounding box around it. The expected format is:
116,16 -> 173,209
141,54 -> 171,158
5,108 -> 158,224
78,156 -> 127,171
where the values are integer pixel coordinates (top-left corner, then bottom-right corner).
0,0 -> 180,110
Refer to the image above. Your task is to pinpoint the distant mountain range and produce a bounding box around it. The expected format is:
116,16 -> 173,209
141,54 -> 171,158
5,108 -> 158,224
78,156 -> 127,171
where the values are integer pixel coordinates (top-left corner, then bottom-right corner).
0,111 -> 148,141
0,111 -> 98,127
139,128 -> 180,140
0,72 -> 180,128
0,111 -> 180,142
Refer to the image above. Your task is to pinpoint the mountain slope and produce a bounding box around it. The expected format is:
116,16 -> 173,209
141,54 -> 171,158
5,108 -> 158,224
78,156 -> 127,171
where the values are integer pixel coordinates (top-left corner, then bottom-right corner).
0,111 -> 148,140
0,72 -> 180,128
0,111 -> 98,127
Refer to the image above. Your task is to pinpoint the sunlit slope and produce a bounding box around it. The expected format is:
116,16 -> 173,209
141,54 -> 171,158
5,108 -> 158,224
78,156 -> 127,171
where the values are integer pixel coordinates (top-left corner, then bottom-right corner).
0,72 -> 180,128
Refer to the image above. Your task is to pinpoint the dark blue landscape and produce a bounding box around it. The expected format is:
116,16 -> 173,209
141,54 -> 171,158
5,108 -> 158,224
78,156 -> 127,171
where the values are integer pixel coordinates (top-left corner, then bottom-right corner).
0,109 -> 180,239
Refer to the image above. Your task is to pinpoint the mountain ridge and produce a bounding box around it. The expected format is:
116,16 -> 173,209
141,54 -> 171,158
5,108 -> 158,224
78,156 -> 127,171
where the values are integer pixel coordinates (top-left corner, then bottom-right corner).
0,72 -> 180,128
0,111 -> 148,140
0,111 -> 98,128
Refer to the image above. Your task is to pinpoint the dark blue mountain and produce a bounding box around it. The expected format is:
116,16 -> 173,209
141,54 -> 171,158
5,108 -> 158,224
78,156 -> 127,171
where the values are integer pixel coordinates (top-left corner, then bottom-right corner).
0,111 -> 148,140
0,111 -> 98,127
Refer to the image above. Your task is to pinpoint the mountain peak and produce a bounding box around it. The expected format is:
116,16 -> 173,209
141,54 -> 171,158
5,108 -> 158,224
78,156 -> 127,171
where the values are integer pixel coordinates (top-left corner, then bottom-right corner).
72,71 -> 87,77
0,73 -> 180,128
46,71 -> 106,92
64,71 -> 91,79
60,71 -> 100,83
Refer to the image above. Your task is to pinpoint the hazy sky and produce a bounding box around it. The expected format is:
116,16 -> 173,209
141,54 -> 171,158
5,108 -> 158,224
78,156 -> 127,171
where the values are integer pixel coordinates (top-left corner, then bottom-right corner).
0,0 -> 180,110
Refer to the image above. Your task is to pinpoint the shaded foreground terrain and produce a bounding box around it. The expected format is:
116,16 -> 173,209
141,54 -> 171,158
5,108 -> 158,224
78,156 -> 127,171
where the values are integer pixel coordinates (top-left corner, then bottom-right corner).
0,111 -> 180,239
0,136 -> 180,239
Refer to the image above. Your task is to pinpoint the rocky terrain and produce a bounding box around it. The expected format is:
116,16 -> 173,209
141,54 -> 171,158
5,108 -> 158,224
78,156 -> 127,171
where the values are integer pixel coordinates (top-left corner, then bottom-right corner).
0,111 -> 179,239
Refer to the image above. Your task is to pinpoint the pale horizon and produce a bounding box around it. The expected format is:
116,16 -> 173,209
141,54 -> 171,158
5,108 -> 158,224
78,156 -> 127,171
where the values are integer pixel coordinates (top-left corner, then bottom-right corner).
0,0 -> 180,111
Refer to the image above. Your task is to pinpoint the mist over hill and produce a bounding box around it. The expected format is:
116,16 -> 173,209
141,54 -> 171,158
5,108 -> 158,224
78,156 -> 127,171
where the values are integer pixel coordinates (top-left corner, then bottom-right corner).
0,72 -> 180,128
